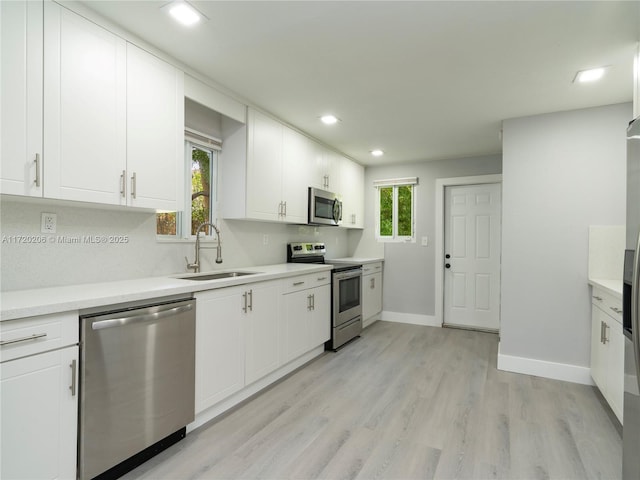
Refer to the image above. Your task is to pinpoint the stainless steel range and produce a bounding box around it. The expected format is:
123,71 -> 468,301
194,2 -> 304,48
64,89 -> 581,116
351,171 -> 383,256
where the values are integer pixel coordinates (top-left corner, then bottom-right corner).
287,242 -> 363,350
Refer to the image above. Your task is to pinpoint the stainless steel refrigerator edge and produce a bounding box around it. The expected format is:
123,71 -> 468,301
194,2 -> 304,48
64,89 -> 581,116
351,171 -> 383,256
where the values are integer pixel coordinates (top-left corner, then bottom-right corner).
623,116 -> 640,478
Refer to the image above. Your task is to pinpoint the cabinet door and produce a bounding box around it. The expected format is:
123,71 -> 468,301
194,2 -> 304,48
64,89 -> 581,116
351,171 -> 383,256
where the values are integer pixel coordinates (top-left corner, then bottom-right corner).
1,0 -> 42,197
309,141 -> 328,190
44,2 -> 127,204
194,288 -> 245,414
245,281 -> 281,385
1,346 -> 78,480
309,285 -> 331,348
281,290 -> 311,364
127,43 -> 184,211
282,128 -> 312,223
246,109 -> 283,221
339,158 -> 364,228
606,320 -> 624,423
363,272 -> 383,322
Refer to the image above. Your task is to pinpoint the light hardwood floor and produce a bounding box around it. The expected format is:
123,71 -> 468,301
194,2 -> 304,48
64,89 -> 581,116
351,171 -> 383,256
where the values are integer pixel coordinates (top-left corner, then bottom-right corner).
123,321 -> 622,480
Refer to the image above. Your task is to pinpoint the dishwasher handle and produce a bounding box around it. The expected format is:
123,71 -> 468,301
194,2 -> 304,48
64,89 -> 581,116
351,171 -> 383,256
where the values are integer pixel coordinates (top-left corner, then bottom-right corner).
91,303 -> 193,331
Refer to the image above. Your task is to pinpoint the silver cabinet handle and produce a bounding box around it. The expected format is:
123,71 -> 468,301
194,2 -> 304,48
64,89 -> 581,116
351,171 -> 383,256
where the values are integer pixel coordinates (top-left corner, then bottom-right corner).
69,359 -> 77,396
311,293 -> 315,310
604,322 -> 610,344
593,296 -> 603,301
610,306 -> 623,314
278,201 -> 283,217
120,170 -> 126,197
131,172 -> 137,199
0,332 -> 47,346
370,278 -> 375,289
307,294 -> 312,311
248,289 -> 253,312
375,266 -> 382,270
317,277 -> 327,281
242,291 -> 247,313
600,321 -> 605,344
91,303 -> 193,330
293,281 -> 305,286
34,153 -> 41,187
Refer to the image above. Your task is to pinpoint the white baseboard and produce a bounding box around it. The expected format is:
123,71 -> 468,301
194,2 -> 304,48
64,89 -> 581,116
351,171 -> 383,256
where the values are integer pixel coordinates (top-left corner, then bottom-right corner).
381,311 -> 441,327
497,342 -> 594,386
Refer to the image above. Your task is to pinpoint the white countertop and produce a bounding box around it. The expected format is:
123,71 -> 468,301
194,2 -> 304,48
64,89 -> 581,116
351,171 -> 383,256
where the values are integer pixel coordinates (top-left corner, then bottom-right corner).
1,263 -> 332,321
328,257 -> 384,265
589,278 -> 623,298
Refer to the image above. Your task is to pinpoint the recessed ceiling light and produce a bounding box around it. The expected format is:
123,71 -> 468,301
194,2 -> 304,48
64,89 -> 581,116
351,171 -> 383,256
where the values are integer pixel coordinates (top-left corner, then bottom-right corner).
574,67 -> 607,83
371,149 -> 384,157
320,115 -> 339,125
164,1 -> 202,27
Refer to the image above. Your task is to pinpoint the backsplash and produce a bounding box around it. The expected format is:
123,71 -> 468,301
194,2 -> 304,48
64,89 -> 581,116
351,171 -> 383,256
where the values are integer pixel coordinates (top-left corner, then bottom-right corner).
0,198 -> 349,291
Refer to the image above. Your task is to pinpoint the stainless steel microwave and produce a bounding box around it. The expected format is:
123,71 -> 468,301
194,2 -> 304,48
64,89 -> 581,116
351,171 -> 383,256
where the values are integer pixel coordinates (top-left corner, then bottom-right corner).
308,187 -> 342,226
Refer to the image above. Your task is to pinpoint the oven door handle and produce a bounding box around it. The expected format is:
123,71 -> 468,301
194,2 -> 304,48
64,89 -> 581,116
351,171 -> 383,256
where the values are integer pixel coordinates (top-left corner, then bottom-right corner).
333,269 -> 362,280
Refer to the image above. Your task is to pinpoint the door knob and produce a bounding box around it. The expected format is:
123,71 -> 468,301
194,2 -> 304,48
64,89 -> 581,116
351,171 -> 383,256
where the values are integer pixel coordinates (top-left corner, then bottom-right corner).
445,254 -> 450,259
445,263 -> 451,269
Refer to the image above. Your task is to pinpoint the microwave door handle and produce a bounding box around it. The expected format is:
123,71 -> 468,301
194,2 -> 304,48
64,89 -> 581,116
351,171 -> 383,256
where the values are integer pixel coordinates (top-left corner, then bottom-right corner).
333,199 -> 342,223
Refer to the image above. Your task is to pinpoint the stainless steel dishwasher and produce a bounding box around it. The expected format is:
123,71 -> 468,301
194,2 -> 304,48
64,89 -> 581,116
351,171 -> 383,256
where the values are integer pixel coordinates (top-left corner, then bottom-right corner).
79,295 -> 196,480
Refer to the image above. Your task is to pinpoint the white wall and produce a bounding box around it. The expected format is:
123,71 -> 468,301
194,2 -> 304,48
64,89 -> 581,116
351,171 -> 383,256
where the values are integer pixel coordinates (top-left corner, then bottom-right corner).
0,198 -> 348,291
500,103 -> 631,381
353,155 -> 502,322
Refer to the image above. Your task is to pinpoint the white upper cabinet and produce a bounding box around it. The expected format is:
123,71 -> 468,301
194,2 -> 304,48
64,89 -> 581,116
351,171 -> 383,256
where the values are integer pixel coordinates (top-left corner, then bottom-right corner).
224,108 -> 316,224
246,108 -> 284,221
44,1 -> 127,205
126,44 -> 184,211
338,157 -> 364,228
5,2 -> 183,211
1,0 -> 43,197
282,128 -> 312,223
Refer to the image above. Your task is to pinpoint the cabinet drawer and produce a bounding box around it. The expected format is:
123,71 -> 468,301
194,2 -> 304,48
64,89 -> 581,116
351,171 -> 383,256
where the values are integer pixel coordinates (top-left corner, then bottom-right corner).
1,311 -> 78,363
282,272 -> 331,294
592,288 -> 622,324
362,262 -> 383,276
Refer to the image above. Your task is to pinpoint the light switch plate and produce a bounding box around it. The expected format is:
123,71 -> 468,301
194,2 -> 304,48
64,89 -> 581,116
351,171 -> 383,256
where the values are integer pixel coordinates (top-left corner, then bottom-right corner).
41,212 -> 57,233
421,236 -> 429,246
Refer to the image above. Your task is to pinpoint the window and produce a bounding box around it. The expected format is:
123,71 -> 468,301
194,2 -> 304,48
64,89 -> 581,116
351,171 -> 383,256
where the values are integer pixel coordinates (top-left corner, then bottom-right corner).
157,133 -> 218,238
374,177 -> 417,242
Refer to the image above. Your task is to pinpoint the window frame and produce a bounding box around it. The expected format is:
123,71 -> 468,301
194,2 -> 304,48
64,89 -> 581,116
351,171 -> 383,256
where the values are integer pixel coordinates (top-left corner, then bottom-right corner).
375,181 -> 417,243
156,139 -> 218,241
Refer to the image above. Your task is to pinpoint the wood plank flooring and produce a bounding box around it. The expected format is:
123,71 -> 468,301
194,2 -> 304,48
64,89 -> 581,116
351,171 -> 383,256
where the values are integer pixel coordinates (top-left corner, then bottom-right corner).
123,321 -> 622,480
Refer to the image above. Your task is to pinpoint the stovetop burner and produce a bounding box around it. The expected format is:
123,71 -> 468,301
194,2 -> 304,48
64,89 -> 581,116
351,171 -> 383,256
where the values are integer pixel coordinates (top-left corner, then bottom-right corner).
287,242 -> 362,272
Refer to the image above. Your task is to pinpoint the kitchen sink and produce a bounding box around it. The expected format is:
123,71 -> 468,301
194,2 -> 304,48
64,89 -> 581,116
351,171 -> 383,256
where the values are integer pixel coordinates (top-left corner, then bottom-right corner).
177,271 -> 260,281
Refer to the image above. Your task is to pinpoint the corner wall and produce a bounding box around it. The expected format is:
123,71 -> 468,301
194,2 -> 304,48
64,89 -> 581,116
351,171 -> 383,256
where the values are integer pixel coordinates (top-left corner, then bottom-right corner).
499,103 -> 631,383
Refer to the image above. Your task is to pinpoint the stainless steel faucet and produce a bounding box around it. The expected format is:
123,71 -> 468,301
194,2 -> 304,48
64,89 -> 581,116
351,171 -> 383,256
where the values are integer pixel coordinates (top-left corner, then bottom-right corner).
185,222 -> 223,273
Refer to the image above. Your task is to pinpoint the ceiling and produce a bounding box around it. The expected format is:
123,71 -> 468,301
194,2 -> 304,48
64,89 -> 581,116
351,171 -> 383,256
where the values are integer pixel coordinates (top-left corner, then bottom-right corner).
79,1 -> 638,166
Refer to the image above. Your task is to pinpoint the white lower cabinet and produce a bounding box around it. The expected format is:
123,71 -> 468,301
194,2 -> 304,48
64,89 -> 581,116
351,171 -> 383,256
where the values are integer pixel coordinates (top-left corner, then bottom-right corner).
590,287 -> 624,423
1,312 -> 79,480
194,287 -> 245,414
362,262 -> 383,326
194,273 -> 330,421
244,281 -> 281,385
281,280 -> 331,365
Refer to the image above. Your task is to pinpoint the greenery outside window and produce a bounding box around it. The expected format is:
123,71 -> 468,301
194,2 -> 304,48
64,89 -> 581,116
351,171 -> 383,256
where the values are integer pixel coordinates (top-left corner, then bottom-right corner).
157,134 -> 218,238
375,177 -> 417,242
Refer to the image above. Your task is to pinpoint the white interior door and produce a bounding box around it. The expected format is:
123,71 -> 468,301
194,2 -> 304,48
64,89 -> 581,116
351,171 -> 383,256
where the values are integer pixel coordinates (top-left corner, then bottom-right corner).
444,183 -> 501,331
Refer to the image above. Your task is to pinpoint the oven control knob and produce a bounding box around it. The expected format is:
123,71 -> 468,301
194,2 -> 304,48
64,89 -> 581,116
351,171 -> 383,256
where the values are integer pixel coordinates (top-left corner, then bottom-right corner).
445,254 -> 451,259
445,263 -> 451,269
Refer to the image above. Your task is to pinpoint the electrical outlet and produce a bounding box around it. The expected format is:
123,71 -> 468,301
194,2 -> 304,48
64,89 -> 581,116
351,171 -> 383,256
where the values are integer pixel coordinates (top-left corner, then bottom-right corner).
41,213 -> 57,234
421,236 -> 429,246
262,234 -> 269,246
